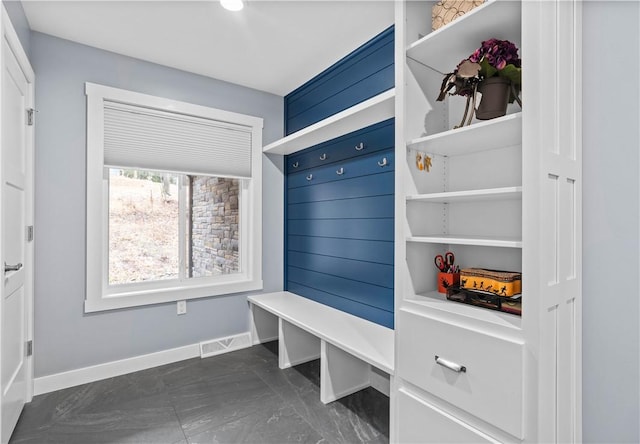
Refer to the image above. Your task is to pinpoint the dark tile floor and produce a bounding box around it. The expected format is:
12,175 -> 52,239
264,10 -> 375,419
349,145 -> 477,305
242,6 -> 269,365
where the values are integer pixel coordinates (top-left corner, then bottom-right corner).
10,342 -> 389,444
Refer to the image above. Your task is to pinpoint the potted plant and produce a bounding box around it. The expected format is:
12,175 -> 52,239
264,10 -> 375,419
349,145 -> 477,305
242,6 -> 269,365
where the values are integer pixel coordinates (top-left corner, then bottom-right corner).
437,38 -> 522,126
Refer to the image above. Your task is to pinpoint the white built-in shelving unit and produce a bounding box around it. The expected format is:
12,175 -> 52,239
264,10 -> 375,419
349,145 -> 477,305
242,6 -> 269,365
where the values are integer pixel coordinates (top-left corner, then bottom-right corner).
392,1 -> 583,443
400,0 -> 524,318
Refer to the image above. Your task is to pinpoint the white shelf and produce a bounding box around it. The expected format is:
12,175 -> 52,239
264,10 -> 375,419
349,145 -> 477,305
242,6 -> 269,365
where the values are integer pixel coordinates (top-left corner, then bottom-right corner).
404,291 -> 522,333
406,186 -> 522,204
407,234 -> 522,248
407,113 -> 522,156
263,89 -> 395,156
406,0 -> 522,74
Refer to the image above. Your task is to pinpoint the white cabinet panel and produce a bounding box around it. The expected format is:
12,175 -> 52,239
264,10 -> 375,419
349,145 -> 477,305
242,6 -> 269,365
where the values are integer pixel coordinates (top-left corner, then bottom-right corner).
397,388 -> 499,443
397,309 -> 524,438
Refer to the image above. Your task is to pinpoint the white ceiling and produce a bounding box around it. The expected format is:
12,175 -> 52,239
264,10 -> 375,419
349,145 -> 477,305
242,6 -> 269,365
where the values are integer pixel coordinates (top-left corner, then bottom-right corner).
21,1 -> 395,96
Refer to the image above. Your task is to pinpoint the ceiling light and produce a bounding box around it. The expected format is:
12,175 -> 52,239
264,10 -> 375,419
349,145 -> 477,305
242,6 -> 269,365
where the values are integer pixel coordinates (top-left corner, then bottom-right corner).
220,0 -> 244,11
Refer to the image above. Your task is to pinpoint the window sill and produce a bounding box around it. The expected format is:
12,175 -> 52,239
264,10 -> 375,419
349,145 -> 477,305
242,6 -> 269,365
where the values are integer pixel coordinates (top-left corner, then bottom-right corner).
84,277 -> 263,313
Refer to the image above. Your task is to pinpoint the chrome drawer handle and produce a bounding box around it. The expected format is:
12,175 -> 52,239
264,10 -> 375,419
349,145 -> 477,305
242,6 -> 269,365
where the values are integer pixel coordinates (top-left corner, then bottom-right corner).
306,174 -> 313,181
292,162 -> 299,168
378,157 -> 388,167
4,262 -> 23,273
355,142 -> 364,151
336,167 -> 344,175
435,355 -> 466,373
319,153 -> 327,161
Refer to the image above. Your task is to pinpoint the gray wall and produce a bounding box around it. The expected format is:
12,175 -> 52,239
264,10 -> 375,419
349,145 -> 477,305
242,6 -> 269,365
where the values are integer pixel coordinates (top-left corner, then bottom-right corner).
2,0 -> 30,56
583,2 -> 639,443
31,31 -> 284,378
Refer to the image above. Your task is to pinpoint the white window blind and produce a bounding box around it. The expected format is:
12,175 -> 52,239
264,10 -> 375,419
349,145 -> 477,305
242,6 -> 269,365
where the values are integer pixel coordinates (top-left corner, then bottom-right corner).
103,101 -> 253,178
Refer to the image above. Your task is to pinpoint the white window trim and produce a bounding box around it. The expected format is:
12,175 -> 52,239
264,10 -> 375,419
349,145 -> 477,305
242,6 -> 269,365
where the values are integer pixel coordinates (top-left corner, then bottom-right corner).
85,83 -> 263,312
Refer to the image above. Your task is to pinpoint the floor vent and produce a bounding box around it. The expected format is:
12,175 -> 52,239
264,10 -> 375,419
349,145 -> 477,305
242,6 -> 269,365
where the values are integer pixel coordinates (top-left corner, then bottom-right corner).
199,332 -> 252,358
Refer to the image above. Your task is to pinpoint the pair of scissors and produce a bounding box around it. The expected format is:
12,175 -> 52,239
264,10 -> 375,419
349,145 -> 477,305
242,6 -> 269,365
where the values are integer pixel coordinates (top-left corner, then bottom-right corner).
434,251 -> 455,272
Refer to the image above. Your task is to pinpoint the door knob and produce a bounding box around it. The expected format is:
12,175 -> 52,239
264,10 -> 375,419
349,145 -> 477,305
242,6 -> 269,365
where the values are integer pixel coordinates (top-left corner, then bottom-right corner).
4,262 -> 22,273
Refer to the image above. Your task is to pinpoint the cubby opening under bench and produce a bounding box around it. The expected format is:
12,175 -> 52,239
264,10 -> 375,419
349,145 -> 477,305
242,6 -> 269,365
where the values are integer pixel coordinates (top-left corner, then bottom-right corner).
248,292 -> 394,404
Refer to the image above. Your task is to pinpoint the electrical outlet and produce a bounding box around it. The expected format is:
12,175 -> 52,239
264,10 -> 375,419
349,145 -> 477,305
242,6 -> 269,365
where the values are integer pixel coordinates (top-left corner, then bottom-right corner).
177,300 -> 187,315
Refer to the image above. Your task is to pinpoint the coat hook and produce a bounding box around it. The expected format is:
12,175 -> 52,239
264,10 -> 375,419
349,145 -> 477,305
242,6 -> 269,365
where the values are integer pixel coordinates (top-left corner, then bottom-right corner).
336,167 -> 344,175
306,174 -> 313,181
292,162 -> 299,168
319,153 -> 327,161
378,157 -> 388,167
355,143 -> 364,151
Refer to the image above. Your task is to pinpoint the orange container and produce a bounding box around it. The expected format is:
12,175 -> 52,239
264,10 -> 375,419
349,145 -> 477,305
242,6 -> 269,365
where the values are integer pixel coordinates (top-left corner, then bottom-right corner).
460,268 -> 521,297
438,272 -> 460,294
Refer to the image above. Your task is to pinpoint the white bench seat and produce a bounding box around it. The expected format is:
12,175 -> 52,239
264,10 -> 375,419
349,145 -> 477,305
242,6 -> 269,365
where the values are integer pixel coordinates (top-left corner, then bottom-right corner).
248,291 -> 394,403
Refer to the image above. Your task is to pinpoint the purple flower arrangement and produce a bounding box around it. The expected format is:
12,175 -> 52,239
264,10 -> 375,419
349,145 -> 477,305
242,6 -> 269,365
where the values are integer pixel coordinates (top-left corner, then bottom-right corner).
437,38 -> 522,102
470,38 -> 521,86
470,38 -> 521,72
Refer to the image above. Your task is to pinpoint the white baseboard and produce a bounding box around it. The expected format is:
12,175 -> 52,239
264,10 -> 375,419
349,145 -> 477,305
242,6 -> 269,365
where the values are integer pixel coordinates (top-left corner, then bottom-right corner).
34,333 -> 250,396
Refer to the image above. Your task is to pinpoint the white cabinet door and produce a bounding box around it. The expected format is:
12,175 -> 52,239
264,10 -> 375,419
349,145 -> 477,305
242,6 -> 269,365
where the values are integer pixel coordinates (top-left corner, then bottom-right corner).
397,388 -> 499,444
397,309 -> 524,438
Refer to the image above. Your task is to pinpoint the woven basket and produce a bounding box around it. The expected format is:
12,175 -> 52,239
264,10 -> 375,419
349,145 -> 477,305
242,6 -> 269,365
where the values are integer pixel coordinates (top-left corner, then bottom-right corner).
432,0 -> 485,31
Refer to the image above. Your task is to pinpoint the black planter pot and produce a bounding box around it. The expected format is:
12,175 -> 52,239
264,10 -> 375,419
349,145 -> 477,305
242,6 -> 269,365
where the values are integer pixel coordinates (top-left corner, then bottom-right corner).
476,76 -> 511,120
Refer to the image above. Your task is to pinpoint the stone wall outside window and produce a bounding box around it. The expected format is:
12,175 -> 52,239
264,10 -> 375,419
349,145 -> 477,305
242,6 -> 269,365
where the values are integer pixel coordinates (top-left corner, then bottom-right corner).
190,176 -> 239,277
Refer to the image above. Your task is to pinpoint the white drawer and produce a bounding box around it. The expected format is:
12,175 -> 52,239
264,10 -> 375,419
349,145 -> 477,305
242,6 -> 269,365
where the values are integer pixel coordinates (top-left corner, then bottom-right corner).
397,388 -> 499,443
397,309 -> 524,438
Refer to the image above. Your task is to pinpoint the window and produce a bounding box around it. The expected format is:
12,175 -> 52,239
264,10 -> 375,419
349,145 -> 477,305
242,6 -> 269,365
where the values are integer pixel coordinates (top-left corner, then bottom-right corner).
108,169 -> 242,285
85,83 -> 263,312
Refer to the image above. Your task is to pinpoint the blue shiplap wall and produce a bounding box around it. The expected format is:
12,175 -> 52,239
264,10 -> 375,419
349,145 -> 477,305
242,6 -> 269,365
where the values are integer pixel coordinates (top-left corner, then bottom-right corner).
285,119 -> 395,328
283,26 -> 395,329
284,25 -> 394,136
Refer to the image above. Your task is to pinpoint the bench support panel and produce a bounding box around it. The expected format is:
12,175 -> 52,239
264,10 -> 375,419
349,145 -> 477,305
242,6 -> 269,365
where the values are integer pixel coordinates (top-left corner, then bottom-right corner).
250,304 -> 279,345
279,319 -> 321,369
321,340 -> 371,404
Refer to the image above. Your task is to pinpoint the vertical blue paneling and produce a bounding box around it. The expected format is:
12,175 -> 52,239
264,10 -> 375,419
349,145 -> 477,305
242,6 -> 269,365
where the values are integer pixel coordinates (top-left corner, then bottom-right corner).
283,28 -> 395,329
284,132 -> 394,328
286,39 -> 394,119
287,67 -> 394,134
288,251 -> 394,289
287,171 -> 394,204
286,118 -> 395,174
283,167 -> 289,291
288,236 -> 394,265
288,195 -> 394,220
285,26 -> 394,135
287,218 -> 394,241
286,282 -> 394,329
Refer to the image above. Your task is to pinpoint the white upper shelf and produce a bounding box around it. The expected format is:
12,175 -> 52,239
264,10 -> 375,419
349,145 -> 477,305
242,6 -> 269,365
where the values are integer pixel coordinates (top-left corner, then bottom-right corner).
407,112 -> 522,156
406,0 -> 522,74
263,89 -> 395,156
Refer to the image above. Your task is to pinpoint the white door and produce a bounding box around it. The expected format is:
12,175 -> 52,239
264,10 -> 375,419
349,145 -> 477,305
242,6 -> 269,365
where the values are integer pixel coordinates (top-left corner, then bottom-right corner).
0,15 -> 34,444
